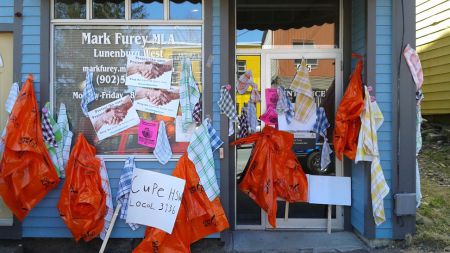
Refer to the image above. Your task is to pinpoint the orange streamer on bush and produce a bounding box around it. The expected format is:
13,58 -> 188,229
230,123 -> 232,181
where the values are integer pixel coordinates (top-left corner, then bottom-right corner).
133,154 -> 229,253
0,75 -> 60,221
58,134 -> 106,242
231,126 -> 308,228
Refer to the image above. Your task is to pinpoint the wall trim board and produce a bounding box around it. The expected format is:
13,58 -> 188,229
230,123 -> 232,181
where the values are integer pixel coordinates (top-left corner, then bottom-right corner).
40,0 -> 50,105
203,0 -> 213,124
13,0 -> 22,84
342,0 -> 352,231
0,0 -> 23,240
0,24 -> 14,31
219,0 -> 235,240
392,0 -> 417,239
362,0 -> 377,239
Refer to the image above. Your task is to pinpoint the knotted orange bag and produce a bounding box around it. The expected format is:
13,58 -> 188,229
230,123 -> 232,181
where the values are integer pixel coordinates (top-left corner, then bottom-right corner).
333,53 -> 365,160
57,134 -> 106,242
133,154 -> 229,253
0,75 -> 60,221
231,126 -> 308,228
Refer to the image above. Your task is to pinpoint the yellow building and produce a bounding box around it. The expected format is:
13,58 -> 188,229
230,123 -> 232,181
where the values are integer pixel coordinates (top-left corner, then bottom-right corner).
236,43 -> 262,117
416,0 -> 450,115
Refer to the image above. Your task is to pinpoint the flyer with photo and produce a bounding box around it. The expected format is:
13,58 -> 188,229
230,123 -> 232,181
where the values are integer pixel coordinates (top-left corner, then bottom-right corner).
126,55 -> 173,89
134,96 -> 180,118
88,95 -> 140,141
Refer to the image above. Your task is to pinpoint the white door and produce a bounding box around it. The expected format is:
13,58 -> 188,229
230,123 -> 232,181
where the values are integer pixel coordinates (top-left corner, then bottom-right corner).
261,50 -> 344,230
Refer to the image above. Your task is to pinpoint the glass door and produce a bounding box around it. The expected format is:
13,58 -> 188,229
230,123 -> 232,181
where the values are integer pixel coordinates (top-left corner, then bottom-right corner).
261,50 -> 343,230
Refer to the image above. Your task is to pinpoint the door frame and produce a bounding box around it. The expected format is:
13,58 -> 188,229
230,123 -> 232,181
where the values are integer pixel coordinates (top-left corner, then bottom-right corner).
235,49 -> 345,230
261,49 -> 344,230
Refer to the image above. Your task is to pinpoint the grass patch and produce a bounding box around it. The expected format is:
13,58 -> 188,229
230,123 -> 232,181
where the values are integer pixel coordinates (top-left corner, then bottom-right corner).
413,141 -> 450,251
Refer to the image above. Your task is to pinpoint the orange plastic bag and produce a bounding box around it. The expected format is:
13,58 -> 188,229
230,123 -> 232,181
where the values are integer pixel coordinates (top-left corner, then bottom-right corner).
333,53 -> 365,161
133,154 -> 229,253
0,75 -> 60,221
231,126 -> 308,228
57,133 -> 106,242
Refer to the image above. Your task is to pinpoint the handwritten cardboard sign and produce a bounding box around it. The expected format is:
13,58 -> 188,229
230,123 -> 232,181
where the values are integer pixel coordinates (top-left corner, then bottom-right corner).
138,120 -> 159,148
126,168 -> 186,234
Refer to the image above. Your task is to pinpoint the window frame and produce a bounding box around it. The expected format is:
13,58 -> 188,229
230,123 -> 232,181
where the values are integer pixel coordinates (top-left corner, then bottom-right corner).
51,0 -> 204,23
50,0 -> 205,162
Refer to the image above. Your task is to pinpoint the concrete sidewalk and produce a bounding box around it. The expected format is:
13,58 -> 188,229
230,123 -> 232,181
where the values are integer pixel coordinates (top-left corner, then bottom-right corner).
0,232 -> 368,253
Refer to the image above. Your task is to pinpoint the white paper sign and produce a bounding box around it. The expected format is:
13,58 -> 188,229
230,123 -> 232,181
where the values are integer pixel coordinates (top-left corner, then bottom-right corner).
88,95 -> 140,141
126,55 -> 173,89
307,174 -> 351,206
175,116 -> 196,142
134,98 -> 180,118
126,168 -> 186,234
278,113 -> 317,132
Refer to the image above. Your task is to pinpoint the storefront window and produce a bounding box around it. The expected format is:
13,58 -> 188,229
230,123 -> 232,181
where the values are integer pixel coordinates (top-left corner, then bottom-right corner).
53,26 -> 202,155
131,0 -> 164,20
170,0 -> 202,20
92,0 -> 125,19
54,0 -> 86,19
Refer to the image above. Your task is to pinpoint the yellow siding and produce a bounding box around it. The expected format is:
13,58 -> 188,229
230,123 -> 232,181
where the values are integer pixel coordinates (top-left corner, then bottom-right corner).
417,0 -> 450,115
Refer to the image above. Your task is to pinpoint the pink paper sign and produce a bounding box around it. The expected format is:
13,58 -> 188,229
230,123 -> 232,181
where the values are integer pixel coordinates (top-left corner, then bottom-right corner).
265,88 -> 278,109
138,120 -> 159,148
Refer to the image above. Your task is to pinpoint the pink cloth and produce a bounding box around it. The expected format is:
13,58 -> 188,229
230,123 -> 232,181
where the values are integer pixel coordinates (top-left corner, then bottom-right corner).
403,44 -> 424,91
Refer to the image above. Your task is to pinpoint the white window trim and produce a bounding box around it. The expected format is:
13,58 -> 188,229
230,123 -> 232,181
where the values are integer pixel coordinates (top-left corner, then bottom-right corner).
50,0 -> 205,162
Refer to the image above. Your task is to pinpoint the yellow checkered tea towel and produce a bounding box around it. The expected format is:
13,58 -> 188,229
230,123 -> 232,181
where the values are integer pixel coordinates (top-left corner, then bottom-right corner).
355,86 -> 389,226
291,59 -> 316,122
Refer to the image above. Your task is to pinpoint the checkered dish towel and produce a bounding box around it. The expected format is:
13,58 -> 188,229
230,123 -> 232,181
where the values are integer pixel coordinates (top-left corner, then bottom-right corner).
42,103 -> 63,178
313,107 -> 332,170
180,58 -> 201,131
116,156 -> 140,230
276,86 -> 294,124
154,120 -> 173,165
80,71 -> 96,117
188,120 -> 220,201
291,59 -> 316,123
99,158 -> 114,240
56,103 -> 73,178
355,86 -> 389,226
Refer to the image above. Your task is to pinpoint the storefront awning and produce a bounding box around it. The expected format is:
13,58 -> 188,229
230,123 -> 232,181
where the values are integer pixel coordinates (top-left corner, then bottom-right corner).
237,0 -> 339,31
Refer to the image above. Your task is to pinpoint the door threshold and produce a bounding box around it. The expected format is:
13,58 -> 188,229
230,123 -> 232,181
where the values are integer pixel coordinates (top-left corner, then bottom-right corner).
228,230 -> 367,252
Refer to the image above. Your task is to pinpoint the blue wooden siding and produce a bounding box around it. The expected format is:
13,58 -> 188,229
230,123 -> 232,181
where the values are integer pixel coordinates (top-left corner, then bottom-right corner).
374,0 -> 393,239
350,0 -> 394,239
21,0 -> 41,101
350,0 -> 366,236
22,0 -> 223,238
0,0 -> 14,23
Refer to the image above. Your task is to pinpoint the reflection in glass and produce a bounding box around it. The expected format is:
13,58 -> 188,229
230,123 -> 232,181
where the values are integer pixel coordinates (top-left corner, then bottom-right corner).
132,0 -> 164,19
236,0 -> 340,48
270,58 -> 336,175
54,0 -> 86,19
170,0 -> 202,20
93,0 -> 125,19
236,146 -> 262,225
